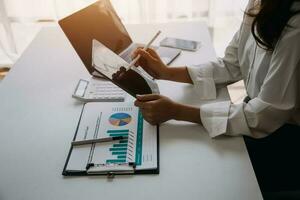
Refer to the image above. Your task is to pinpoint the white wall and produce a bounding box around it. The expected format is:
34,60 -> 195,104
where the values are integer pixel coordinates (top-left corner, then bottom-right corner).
0,0 -> 249,67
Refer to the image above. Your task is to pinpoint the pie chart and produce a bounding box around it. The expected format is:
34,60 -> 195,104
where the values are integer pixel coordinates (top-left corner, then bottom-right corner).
109,113 -> 132,126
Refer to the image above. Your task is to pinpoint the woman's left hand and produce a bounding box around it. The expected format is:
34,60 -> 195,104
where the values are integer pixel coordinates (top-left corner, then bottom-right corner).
134,94 -> 177,125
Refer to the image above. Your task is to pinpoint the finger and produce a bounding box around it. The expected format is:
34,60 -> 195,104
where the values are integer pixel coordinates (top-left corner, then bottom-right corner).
146,48 -> 160,58
131,49 -> 139,59
134,100 -> 142,107
133,47 -> 144,53
136,94 -> 161,101
134,101 -> 154,110
142,115 -> 154,125
134,59 -> 142,67
146,118 -> 158,126
136,49 -> 157,61
134,100 -> 148,109
140,107 -> 160,125
132,47 -> 144,58
140,110 -> 155,124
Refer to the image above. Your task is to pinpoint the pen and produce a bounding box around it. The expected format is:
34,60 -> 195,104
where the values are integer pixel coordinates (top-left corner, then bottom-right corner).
72,136 -> 128,146
128,30 -> 162,69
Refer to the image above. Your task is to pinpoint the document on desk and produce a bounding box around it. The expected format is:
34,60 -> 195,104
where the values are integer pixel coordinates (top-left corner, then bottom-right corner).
62,102 -> 159,176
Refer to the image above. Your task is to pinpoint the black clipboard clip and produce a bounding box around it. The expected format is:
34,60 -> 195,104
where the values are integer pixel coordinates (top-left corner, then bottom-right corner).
86,162 -> 136,178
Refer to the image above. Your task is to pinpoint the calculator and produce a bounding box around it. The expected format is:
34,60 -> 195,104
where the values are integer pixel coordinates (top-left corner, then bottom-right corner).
72,78 -> 126,102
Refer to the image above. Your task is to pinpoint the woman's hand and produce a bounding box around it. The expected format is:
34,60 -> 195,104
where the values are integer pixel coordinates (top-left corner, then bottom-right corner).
132,48 -> 193,84
132,48 -> 170,80
134,94 -> 202,125
134,94 -> 177,125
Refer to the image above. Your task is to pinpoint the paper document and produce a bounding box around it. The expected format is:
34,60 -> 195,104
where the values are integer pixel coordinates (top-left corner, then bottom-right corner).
65,102 -> 157,173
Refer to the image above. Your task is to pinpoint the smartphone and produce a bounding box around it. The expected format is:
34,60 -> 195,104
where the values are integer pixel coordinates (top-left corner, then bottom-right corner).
160,37 -> 201,51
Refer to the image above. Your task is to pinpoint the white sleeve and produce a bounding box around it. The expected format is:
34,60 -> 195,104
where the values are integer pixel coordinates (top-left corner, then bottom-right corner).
200,19 -> 300,138
187,30 -> 243,100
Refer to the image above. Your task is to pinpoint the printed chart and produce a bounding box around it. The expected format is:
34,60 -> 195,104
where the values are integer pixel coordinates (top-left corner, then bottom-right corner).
109,113 -> 132,126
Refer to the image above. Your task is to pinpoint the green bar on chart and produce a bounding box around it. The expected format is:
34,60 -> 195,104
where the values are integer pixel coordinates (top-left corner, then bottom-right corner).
109,147 -> 127,151
119,140 -> 128,143
112,151 -> 127,155
135,110 -> 144,165
117,155 -> 126,159
109,133 -> 128,137
107,130 -> 129,133
113,143 -> 128,148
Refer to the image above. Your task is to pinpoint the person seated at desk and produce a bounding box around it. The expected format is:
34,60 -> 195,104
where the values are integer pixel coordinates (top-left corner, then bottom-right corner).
133,0 -> 300,198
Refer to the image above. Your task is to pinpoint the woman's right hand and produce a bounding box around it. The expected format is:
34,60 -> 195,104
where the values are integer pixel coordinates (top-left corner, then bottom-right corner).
132,47 -> 170,80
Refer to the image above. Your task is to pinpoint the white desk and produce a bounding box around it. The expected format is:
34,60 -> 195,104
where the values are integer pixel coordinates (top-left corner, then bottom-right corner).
0,22 -> 262,200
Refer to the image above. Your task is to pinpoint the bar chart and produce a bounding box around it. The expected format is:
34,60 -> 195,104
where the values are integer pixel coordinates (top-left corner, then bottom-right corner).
104,111 -> 143,165
106,129 -> 129,164
67,103 -> 158,174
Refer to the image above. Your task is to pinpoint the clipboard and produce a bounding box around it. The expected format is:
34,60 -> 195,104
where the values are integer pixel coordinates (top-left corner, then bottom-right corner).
62,102 -> 160,177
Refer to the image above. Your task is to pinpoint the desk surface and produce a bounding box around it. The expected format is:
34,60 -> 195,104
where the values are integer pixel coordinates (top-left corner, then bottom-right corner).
0,22 -> 262,200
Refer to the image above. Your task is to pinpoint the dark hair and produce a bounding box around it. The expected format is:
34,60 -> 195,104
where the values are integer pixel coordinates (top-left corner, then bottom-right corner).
247,0 -> 300,51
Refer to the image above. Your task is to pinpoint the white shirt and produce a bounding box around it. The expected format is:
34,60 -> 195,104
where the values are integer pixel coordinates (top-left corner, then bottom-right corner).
187,0 -> 300,138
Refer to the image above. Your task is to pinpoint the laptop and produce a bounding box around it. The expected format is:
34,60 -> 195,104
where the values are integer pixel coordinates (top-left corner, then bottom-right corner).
58,0 -> 181,76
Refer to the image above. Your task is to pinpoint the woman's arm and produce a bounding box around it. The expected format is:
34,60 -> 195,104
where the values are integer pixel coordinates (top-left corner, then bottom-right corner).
133,48 -> 192,83
173,102 -> 202,124
165,67 -> 193,84
199,19 -> 300,138
134,94 -> 201,125
134,28 -> 244,86
134,29 -> 243,100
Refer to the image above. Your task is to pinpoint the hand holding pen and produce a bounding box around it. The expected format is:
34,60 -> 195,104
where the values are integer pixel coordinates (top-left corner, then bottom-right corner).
128,30 -> 161,70
131,32 -> 171,80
